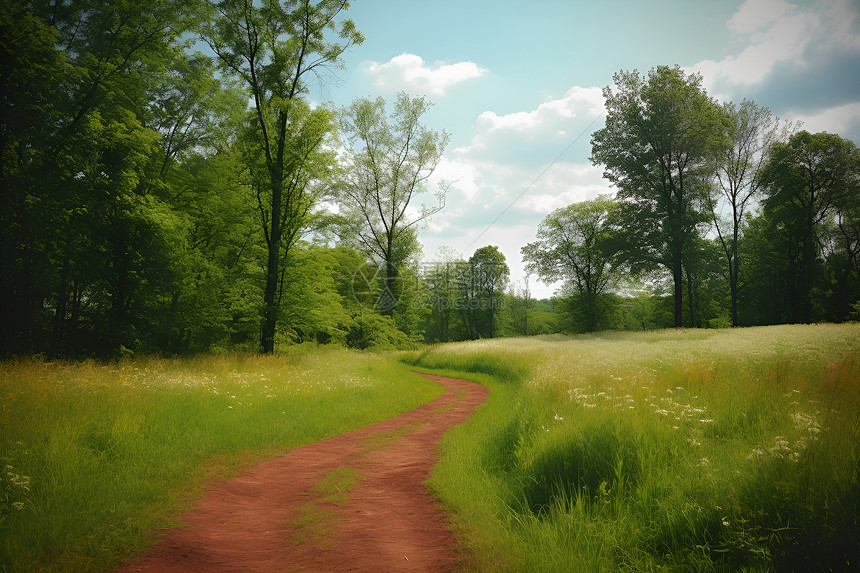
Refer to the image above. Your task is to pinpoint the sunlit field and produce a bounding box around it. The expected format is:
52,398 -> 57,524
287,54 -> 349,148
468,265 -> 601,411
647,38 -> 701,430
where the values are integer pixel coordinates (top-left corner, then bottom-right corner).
404,324 -> 860,572
0,349 -> 443,572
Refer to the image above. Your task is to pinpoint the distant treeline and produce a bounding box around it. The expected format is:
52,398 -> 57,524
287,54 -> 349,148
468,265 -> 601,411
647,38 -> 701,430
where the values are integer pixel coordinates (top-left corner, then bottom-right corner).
1,3 -> 857,357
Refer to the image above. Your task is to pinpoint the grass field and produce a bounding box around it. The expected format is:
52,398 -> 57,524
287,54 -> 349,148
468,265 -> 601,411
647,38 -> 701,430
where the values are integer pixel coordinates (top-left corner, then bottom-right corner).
403,324 -> 860,572
3,325 -> 858,572
0,348 -> 443,572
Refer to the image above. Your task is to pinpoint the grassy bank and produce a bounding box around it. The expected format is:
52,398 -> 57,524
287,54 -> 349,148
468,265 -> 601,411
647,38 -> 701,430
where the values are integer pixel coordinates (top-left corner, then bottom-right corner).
0,349 -> 443,572
404,324 -> 860,572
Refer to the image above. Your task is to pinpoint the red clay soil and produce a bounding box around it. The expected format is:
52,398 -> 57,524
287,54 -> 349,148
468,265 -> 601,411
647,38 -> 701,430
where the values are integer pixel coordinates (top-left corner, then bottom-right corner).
117,374 -> 488,573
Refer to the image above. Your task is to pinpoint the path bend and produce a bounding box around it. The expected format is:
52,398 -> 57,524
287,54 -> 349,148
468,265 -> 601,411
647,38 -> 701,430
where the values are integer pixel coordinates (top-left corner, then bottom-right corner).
118,373 -> 488,572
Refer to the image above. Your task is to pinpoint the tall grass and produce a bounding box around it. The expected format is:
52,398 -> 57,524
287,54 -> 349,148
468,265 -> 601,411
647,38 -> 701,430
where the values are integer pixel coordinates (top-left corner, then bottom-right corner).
0,349 -> 443,572
405,324 -> 860,571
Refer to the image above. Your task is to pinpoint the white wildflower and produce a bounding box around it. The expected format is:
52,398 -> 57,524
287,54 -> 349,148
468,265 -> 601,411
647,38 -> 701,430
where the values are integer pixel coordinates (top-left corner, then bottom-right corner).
747,448 -> 765,460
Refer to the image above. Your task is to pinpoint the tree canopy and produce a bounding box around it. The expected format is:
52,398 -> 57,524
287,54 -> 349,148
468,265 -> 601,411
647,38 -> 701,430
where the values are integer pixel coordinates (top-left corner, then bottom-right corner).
591,65 -> 728,327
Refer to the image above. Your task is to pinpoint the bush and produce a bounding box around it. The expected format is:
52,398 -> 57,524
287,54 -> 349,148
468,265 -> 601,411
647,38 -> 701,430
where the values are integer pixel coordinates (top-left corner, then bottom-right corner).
344,312 -> 415,350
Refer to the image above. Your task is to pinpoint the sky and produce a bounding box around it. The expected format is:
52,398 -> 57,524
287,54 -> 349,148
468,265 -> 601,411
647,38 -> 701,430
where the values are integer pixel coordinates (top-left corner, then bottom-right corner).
314,0 -> 860,298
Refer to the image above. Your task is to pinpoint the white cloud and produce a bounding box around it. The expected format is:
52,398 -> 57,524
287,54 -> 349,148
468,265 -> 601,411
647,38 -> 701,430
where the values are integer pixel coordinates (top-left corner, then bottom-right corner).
471,86 -> 604,137
363,53 -> 487,96
728,0 -> 794,35
692,0 -> 860,103
693,4 -> 815,94
420,85 -> 612,280
791,102 -> 860,134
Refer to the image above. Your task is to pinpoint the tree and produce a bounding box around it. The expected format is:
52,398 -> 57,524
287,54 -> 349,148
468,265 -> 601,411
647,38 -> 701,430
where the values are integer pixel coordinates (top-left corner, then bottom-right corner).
201,0 -> 363,353
337,92 -> 450,315
506,276 -> 534,337
462,246 -> 509,339
590,65 -> 728,327
0,0 -> 199,355
419,247 -> 467,342
522,195 -> 620,332
143,50 -> 246,175
759,130 -> 860,323
828,187 -> 860,319
706,99 -> 793,326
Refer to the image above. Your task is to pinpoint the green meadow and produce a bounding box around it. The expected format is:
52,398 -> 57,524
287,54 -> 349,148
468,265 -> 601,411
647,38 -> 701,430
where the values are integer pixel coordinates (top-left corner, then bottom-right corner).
404,323 -> 860,571
2,324 -> 859,572
0,349 -> 442,572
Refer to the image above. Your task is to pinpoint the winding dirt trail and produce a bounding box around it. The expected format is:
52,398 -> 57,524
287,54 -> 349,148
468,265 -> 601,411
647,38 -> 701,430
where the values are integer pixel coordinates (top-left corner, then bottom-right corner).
118,374 -> 488,572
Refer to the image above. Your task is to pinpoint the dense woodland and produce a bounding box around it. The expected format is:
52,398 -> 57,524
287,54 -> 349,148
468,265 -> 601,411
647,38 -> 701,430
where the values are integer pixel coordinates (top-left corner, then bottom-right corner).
2,0 -> 859,358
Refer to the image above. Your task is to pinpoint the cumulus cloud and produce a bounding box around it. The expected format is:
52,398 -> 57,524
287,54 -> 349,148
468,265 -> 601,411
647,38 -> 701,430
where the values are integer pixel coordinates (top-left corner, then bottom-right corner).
728,0 -> 794,35
690,0 -> 860,142
416,86 -> 612,297
458,86 -> 605,165
693,0 -> 818,93
472,86 -> 604,137
421,86 -> 610,266
363,53 -> 487,96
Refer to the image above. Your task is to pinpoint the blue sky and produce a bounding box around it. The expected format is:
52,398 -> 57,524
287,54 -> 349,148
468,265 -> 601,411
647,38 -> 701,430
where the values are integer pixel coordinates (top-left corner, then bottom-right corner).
315,0 -> 860,298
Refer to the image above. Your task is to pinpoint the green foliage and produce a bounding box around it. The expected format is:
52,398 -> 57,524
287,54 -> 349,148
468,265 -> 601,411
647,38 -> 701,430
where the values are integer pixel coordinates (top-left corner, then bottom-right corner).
201,0 -> 362,353
592,65 -> 729,328
335,92 -> 450,328
522,195 -> 620,332
345,311 -> 416,350
758,130 -> 860,323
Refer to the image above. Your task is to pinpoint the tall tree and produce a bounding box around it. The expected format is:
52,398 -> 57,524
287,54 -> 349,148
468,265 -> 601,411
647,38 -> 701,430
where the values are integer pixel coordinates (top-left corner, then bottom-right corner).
522,195 -> 620,332
1,0 -> 197,355
706,99 -> 792,326
463,246 -> 509,339
201,0 -> 363,352
420,247 -> 466,342
337,92 -> 450,315
590,65 -> 727,327
759,130 -> 860,323
829,187 -> 860,319
506,276 -> 534,337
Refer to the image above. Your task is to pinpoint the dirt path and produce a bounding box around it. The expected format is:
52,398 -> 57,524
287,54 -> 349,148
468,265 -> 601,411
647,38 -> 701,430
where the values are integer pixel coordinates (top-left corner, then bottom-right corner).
117,374 -> 488,573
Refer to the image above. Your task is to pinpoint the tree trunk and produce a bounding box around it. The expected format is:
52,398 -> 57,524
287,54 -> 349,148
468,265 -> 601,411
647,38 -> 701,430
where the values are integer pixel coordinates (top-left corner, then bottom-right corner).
685,264 -> 696,328
672,247 -> 684,328
261,173 -> 283,354
730,206 -> 740,327
381,258 -> 398,316
49,258 -> 70,356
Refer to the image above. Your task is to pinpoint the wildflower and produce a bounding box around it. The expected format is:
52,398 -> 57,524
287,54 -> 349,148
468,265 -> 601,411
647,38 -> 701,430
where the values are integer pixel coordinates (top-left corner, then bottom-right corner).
553,413 -> 564,422
746,448 -> 764,460
699,457 -> 709,466
721,517 -> 730,526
